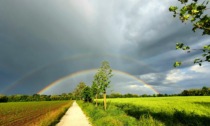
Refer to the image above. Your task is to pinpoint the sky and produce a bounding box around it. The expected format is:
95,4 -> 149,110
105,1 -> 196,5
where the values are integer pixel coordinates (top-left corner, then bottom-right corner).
0,0 -> 209,95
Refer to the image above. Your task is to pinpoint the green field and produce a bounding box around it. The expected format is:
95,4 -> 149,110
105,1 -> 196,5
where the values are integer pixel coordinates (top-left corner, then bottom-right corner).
95,96 -> 210,125
0,101 -> 73,126
106,96 -> 210,116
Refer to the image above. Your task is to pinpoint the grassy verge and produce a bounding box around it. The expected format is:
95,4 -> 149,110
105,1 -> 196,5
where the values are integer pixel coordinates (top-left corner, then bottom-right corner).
78,97 -> 210,126
77,101 -> 163,126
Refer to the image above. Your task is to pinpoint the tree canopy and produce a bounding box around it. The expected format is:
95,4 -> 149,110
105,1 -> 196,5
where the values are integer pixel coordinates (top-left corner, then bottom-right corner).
169,0 -> 210,67
82,86 -> 92,102
73,82 -> 86,100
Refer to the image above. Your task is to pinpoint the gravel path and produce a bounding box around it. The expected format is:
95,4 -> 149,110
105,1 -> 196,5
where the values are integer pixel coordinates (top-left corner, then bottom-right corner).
56,101 -> 92,126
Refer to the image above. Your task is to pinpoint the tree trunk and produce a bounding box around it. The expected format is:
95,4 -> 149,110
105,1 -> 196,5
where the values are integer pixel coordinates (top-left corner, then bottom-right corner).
103,92 -> 106,110
95,94 -> 98,107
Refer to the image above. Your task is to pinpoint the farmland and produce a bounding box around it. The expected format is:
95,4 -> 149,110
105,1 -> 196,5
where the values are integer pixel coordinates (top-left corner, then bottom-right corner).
0,101 -> 73,126
107,96 -> 210,116
79,96 -> 210,126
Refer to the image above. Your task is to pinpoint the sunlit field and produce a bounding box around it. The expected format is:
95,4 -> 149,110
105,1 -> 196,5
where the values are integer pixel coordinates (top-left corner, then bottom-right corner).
92,96 -> 210,125
107,96 -> 210,116
0,101 -> 73,126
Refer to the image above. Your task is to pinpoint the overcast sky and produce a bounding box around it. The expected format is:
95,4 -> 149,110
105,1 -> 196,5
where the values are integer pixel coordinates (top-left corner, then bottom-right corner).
0,0 -> 209,95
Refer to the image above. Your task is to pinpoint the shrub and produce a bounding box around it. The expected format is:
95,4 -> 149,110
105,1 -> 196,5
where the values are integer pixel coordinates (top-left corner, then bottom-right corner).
0,95 -> 8,102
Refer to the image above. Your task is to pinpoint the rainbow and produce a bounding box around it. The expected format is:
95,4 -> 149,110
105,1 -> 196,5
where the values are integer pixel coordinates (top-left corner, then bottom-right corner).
2,53 -> 157,94
38,69 -> 159,94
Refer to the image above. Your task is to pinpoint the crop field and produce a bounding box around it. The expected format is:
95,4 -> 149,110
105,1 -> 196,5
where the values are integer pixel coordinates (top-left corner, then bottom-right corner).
104,96 -> 210,125
0,101 -> 73,126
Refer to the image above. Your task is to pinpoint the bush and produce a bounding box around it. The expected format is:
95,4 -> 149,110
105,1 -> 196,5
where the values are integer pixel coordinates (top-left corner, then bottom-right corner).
0,95 -> 8,102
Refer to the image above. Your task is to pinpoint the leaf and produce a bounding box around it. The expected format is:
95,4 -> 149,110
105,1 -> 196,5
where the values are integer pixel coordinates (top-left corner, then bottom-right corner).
206,56 -> 210,61
191,9 -> 199,14
179,0 -> 188,4
183,46 -> 190,50
194,58 -> 200,64
176,43 -> 184,49
169,6 -> 178,12
174,61 -> 182,67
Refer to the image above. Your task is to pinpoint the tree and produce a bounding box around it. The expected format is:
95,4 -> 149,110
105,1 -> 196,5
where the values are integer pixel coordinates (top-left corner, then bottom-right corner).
0,95 -> 8,102
201,86 -> 209,95
73,82 -> 86,100
82,86 -> 92,102
169,0 -> 210,67
93,61 -> 113,110
91,78 -> 101,106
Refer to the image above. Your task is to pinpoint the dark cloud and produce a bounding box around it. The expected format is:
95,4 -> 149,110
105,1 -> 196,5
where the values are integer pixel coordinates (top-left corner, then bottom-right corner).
0,0 -> 209,95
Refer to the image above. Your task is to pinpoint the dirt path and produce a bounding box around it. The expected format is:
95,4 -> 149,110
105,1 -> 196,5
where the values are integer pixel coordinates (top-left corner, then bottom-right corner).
56,101 -> 92,126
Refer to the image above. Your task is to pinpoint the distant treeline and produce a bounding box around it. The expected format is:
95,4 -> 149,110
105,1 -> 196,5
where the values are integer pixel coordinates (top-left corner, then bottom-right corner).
106,86 -> 210,98
105,93 -> 176,98
1,87 -> 209,102
180,86 -> 210,96
0,93 -> 73,103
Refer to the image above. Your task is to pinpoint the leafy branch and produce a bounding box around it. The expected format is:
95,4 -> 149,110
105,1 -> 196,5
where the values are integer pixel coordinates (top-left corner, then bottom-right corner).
174,43 -> 210,67
169,0 -> 210,67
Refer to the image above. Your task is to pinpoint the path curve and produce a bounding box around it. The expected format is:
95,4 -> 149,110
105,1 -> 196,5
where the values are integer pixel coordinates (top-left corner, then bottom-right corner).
56,101 -> 91,126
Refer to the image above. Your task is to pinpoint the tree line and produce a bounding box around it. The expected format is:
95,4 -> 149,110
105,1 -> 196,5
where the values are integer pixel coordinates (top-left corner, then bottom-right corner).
0,93 -> 73,103
106,86 -> 210,98
72,81 -> 210,101
180,86 -> 210,96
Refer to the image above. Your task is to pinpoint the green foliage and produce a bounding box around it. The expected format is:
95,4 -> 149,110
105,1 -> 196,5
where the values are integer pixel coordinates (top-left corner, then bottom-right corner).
6,93 -> 72,102
173,61 -> 182,67
77,101 -> 138,126
0,95 -> 8,102
181,86 -> 210,96
139,114 -> 164,126
94,61 -> 113,93
92,61 -> 113,110
73,81 -> 87,100
92,76 -> 101,98
82,86 -> 93,102
169,0 -> 210,67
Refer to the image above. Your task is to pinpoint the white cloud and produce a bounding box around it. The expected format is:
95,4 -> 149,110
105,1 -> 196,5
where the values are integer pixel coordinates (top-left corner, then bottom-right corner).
126,84 -> 146,90
164,69 -> 193,84
190,65 -> 209,73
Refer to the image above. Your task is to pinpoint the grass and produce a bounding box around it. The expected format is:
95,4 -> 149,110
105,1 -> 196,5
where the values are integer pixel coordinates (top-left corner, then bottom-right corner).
102,96 -> 210,126
0,100 -> 73,126
77,101 -> 138,126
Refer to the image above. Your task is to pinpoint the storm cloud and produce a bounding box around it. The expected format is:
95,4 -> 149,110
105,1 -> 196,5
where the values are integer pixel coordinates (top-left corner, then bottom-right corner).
0,0 -> 209,95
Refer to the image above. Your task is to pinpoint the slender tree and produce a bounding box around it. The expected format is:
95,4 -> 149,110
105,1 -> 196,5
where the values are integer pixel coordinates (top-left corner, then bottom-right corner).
93,61 -> 113,110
